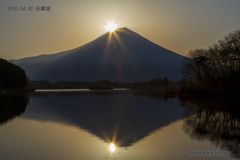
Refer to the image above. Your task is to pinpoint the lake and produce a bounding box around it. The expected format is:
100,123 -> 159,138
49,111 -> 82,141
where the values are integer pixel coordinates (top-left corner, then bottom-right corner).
0,89 -> 239,160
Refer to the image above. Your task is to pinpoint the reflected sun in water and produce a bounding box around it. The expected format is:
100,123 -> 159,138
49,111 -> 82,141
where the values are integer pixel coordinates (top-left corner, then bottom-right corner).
109,143 -> 116,152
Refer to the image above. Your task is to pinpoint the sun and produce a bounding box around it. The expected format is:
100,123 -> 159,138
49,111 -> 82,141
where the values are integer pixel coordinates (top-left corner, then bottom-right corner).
109,143 -> 116,152
105,22 -> 117,32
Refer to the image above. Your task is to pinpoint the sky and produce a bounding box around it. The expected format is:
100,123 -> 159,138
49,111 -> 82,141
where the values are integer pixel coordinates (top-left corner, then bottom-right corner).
0,0 -> 240,60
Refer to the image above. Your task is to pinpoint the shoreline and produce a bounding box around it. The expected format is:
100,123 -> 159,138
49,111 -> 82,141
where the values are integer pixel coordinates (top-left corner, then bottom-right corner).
0,87 -> 35,94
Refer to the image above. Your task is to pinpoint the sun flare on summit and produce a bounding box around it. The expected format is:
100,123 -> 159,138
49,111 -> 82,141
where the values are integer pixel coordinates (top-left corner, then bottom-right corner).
105,22 -> 117,32
109,143 -> 116,152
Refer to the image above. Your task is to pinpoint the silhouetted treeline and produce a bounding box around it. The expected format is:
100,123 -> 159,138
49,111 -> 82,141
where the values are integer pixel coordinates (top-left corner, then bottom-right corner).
30,81 -> 89,89
30,77 -> 177,91
89,80 -> 113,90
0,58 -> 28,89
180,30 -> 240,95
31,81 -> 117,89
130,77 -> 177,90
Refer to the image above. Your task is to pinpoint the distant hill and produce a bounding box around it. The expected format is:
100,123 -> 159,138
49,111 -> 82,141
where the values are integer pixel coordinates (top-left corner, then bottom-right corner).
11,27 -> 185,82
0,58 -> 28,88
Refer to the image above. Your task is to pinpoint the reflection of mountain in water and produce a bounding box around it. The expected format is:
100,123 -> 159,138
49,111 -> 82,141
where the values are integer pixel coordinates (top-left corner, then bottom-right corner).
180,97 -> 240,158
22,91 -> 189,147
0,94 -> 29,125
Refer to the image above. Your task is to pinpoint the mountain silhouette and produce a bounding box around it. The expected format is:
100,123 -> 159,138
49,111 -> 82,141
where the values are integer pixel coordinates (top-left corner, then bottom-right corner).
11,27 -> 184,82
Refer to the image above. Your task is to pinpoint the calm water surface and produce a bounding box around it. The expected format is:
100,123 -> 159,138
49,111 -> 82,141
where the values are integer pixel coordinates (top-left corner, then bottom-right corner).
0,90 -> 239,160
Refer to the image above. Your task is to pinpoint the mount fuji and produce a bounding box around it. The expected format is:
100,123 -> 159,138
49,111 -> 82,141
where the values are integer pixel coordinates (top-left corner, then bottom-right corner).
11,27 -> 184,82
